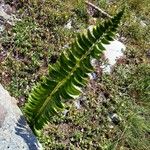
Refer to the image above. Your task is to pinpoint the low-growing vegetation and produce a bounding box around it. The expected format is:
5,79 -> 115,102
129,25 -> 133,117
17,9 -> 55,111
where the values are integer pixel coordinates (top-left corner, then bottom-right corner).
0,0 -> 149,149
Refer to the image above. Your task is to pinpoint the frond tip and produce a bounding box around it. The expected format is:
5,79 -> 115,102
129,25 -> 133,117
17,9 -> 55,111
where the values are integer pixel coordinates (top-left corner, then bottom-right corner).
24,10 -> 124,133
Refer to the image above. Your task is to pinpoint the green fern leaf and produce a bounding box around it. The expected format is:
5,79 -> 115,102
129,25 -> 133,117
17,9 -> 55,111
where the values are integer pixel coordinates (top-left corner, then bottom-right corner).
24,10 -> 124,133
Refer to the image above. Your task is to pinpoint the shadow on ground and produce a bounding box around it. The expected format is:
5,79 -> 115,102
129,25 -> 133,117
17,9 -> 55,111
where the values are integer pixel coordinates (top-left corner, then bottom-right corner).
15,116 -> 40,150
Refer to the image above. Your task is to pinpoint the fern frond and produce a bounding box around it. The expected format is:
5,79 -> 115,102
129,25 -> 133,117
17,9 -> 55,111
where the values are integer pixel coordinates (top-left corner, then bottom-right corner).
24,10 -> 124,133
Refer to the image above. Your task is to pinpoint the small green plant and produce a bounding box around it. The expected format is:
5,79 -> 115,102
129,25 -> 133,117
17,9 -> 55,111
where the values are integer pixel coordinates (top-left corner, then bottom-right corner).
24,10 -> 124,134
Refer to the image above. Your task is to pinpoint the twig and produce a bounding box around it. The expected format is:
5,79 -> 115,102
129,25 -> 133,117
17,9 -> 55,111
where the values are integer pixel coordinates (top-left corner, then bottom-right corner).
85,1 -> 112,18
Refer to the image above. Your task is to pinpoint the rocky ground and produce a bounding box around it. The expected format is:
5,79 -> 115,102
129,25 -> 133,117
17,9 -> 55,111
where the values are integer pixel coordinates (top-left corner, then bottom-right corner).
0,0 -> 149,149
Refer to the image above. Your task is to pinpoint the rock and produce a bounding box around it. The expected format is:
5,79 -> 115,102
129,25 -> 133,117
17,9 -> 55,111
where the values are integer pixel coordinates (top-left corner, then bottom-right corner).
88,72 -> 97,80
0,84 -> 42,150
0,4 -> 15,24
62,109 -> 69,116
64,20 -> 72,29
90,58 -> 97,67
0,1 -> 20,33
108,112 -> 121,125
74,100 -> 81,109
87,25 -> 126,74
0,103 -> 7,127
102,40 -> 126,73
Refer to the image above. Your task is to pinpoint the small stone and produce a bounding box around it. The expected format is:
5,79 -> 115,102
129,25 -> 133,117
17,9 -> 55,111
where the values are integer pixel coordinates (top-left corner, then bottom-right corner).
108,113 -> 121,125
74,100 -> 81,109
64,20 -> 72,29
90,58 -> 97,67
88,72 -> 97,80
62,109 -> 69,116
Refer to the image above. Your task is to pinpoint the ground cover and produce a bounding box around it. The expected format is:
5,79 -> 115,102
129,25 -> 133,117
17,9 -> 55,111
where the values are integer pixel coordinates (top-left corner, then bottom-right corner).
0,0 -> 150,149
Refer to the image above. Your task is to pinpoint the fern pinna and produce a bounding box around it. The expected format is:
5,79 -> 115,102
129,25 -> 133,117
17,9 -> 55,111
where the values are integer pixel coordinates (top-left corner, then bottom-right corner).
24,10 -> 124,133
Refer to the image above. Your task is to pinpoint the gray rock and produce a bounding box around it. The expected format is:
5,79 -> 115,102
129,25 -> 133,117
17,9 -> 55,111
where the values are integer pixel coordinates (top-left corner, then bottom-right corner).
102,40 -> 126,73
64,19 -> 72,29
74,100 -> 81,109
108,112 -> 121,125
0,84 -> 42,150
0,103 -> 7,127
0,1 -> 18,21
0,2 -> 20,33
